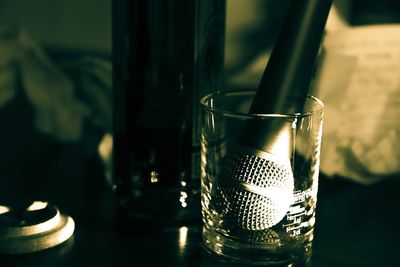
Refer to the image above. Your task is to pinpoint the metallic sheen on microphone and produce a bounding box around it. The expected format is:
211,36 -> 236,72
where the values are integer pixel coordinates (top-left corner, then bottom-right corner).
213,0 -> 332,232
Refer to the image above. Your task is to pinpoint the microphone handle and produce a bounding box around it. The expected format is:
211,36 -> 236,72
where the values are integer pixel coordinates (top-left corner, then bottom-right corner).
250,0 -> 333,114
238,0 -> 332,158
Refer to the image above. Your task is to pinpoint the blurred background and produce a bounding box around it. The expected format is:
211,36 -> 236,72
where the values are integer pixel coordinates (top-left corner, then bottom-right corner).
0,0 -> 111,53
0,0 -> 398,198
0,0 -> 111,199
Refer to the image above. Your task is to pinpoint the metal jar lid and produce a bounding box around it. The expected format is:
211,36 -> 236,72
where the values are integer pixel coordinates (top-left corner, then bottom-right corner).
0,201 -> 75,254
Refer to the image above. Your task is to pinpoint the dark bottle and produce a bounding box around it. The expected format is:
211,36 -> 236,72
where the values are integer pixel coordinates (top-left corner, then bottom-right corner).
112,0 -> 225,224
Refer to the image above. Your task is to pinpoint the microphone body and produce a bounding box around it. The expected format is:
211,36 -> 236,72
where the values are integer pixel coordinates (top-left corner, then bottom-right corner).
214,0 -> 332,232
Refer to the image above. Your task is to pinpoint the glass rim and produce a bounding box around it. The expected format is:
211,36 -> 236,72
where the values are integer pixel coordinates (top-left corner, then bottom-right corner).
200,90 -> 324,119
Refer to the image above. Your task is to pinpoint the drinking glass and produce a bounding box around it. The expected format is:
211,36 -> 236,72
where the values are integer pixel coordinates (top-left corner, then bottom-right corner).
200,90 -> 323,265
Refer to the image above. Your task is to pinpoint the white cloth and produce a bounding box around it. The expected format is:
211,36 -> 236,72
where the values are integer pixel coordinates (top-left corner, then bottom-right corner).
0,25 -> 111,142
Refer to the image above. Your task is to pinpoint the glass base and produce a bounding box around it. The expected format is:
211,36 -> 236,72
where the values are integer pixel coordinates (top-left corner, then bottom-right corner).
117,187 -> 201,225
202,227 -> 312,266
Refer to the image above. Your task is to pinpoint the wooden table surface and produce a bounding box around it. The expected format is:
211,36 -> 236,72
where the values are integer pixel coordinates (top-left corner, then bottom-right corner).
0,141 -> 398,267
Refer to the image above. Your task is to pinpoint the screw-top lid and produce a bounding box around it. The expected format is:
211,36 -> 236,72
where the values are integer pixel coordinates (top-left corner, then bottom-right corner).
0,200 -> 75,254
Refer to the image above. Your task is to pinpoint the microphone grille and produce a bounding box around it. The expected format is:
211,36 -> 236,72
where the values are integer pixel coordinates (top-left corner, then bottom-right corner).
234,228 -> 280,245
215,151 -> 294,231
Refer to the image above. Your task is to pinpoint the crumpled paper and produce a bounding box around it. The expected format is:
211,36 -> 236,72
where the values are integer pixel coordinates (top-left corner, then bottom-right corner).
0,25 -> 111,143
313,24 -> 400,184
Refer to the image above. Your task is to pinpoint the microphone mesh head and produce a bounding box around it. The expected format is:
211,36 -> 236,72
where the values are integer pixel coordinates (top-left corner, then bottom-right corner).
234,228 -> 280,245
215,151 -> 294,231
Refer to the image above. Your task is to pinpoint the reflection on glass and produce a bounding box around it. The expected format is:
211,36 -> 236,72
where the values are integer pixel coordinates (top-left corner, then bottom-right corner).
178,226 -> 188,254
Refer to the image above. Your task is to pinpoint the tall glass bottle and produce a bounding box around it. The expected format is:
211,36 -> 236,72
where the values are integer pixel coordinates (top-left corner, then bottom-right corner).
112,0 -> 225,224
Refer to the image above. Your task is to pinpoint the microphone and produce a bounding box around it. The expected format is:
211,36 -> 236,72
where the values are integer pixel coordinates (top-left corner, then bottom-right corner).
213,0 -> 332,232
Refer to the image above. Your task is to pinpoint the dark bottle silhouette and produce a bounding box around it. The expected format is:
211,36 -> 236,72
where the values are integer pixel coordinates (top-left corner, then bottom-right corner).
112,0 -> 225,223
